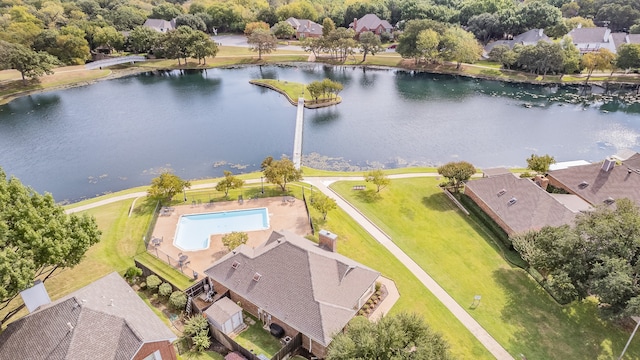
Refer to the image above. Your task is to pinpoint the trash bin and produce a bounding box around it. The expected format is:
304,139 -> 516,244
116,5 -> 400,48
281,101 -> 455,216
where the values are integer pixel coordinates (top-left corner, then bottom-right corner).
193,271 -> 198,279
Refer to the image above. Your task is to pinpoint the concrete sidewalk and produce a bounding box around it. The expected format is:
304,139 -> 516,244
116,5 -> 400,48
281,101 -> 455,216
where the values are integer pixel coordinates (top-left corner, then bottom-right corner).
304,177 -> 514,360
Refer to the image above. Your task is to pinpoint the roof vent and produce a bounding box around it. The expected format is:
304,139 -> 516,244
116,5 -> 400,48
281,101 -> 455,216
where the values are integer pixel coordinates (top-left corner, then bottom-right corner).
507,197 -> 518,206
67,322 -> 74,332
253,273 -> 262,282
231,260 -> 240,269
497,189 -> 507,197
604,197 -> 615,205
602,158 -> 615,172
578,181 -> 589,189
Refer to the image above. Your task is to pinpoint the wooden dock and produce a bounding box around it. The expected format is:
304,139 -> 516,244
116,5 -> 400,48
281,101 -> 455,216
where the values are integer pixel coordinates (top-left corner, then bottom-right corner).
292,97 -> 304,169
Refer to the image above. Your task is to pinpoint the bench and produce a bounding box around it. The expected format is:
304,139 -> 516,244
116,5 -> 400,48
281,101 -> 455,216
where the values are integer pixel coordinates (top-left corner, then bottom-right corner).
352,185 -> 366,190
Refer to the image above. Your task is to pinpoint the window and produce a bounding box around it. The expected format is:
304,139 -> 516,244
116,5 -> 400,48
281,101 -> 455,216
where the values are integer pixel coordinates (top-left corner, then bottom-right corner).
253,273 -> 262,282
497,189 -> 507,197
578,181 -> 589,189
231,261 -> 240,269
507,197 -> 517,206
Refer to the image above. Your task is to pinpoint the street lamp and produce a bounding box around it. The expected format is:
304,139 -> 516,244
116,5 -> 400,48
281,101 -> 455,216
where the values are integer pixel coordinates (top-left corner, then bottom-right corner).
261,176 -> 264,194
183,188 -> 187,202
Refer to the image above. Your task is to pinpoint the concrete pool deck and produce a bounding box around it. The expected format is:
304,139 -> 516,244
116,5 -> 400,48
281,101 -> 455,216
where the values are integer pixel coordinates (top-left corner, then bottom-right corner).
149,196 -> 312,275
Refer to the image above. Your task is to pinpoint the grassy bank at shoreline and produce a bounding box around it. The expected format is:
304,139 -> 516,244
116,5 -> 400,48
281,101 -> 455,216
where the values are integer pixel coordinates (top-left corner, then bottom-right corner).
3,45 -> 640,105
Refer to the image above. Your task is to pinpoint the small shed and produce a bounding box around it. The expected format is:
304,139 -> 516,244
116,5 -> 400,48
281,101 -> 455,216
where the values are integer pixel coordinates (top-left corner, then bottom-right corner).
205,297 -> 244,335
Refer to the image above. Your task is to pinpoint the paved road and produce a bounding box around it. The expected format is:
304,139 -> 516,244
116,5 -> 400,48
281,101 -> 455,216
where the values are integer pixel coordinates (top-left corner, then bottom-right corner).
66,172 -> 513,359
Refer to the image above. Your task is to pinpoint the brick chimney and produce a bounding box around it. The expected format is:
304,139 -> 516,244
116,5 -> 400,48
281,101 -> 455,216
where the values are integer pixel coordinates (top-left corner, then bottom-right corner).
318,229 -> 338,252
353,17 -> 358,30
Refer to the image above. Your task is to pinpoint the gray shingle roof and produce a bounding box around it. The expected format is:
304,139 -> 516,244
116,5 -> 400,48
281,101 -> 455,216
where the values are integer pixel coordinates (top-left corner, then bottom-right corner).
205,297 -> 242,325
484,29 -> 551,54
465,173 -> 578,235
568,27 -> 610,43
204,231 -> 379,346
350,14 -> 393,33
0,272 -> 176,360
143,18 -> 175,32
285,17 -> 323,36
547,155 -> 640,208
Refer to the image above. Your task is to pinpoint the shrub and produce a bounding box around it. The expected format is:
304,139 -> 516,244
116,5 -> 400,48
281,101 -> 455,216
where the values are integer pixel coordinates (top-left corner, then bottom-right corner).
124,266 -> 143,283
193,329 -> 211,351
380,31 -> 393,43
146,275 -> 162,291
169,291 -> 188,310
139,282 -> 147,290
158,282 -> 172,297
184,315 -> 209,337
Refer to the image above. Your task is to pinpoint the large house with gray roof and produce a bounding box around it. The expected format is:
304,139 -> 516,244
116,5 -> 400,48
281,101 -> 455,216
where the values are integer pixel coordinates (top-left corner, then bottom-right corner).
483,29 -> 551,57
547,153 -> 640,209
464,172 -> 586,237
0,272 -> 177,360
204,230 -> 380,358
567,26 -> 640,54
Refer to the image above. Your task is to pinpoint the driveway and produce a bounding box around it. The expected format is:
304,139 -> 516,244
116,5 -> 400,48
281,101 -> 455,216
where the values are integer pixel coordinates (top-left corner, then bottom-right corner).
214,34 -> 305,52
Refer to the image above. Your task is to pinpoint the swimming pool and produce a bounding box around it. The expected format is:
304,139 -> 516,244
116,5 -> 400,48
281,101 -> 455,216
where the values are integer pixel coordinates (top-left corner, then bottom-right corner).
173,208 -> 270,251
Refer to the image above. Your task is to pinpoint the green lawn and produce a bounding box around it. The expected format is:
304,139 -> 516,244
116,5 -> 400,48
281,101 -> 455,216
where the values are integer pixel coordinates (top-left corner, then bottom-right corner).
249,78 -> 341,105
298,183 -> 492,359
234,313 -> 282,358
331,178 -> 640,359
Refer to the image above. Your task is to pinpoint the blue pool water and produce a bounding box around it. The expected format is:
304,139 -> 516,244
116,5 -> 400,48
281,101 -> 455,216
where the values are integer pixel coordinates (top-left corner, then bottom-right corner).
173,208 -> 270,251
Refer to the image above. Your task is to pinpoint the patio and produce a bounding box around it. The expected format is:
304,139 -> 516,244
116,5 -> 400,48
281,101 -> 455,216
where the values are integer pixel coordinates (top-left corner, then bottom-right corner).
148,197 -> 312,275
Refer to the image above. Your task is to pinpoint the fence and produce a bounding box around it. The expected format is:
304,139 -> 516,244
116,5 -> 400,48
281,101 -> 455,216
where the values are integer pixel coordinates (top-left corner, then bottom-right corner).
209,324 -> 261,360
148,245 -> 200,280
301,190 -> 315,235
143,200 -> 161,248
271,333 -> 302,360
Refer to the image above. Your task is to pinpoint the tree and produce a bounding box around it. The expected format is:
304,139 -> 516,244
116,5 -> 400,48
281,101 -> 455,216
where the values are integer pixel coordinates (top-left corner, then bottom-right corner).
247,28 -> 277,60
105,5 -> 146,31
158,282 -> 173,297
51,26 -> 90,65
124,266 -> 143,283
169,291 -> 187,310
581,48 -> 616,84
416,29 -> 440,64
215,171 -> 244,197
261,155 -> 302,192
147,171 -> 191,203
440,27 -> 482,69
526,154 -> 555,174
560,36 -> 582,76
616,44 -> 640,70
358,31 -> 383,62
327,313 -> 453,360
596,4 -> 640,32
437,161 -> 476,192
516,0 -> 562,31
222,231 -> 248,251
322,17 -> 336,36
128,26 -> 160,53
175,14 -> 207,32
2,42 -> 58,85
93,25 -> 124,52
193,330 -> 211,351
272,21 -> 295,39
151,2 -> 184,21
244,21 -> 270,36
311,193 -> 337,220
188,31 -> 218,65
0,168 -> 101,327
324,27 -> 357,62
512,199 -> 640,317
183,314 -> 209,337
365,169 -> 390,193
467,13 -> 501,44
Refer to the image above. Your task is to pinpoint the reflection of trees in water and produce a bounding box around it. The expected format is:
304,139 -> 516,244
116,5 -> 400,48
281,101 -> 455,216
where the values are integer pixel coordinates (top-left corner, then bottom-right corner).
309,108 -> 341,124
2,93 -> 61,114
359,67 -> 377,88
321,65 -> 353,86
394,71 -> 478,100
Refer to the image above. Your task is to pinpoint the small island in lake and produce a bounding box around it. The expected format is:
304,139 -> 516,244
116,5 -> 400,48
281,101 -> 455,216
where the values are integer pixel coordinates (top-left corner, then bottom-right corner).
249,79 -> 342,108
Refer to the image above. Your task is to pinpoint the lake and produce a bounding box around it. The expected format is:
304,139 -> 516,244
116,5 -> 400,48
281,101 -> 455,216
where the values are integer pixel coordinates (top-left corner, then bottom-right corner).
0,63 -> 638,202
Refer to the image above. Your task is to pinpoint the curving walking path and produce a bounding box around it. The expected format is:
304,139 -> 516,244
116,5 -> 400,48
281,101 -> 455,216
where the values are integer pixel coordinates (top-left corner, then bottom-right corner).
65,172 -> 512,359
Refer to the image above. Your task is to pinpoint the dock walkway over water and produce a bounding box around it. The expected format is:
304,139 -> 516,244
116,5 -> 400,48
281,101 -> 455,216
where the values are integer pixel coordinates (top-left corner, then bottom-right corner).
292,97 -> 304,169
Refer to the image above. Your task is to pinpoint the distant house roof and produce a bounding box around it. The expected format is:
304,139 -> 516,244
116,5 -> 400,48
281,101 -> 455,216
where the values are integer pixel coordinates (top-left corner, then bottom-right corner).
225,352 -> 248,360
285,17 -> 323,36
482,167 -> 511,178
567,26 -> 617,53
549,160 -> 591,171
143,18 -> 176,32
484,29 -> 551,54
0,272 -> 177,360
204,230 -> 379,347
547,154 -> 640,208
465,173 -> 579,236
349,14 -> 393,33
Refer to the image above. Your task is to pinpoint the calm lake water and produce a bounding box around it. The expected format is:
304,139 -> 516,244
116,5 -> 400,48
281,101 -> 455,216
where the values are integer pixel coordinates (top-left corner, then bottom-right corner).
1,63 -> 639,202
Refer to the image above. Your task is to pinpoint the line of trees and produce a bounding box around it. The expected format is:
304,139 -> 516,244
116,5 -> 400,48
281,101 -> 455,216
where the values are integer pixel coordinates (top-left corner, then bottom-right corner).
306,78 -> 343,103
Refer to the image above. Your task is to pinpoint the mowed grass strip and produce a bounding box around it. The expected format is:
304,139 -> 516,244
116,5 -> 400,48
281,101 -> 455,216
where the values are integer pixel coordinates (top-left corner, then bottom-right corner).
331,178 -> 640,359
298,183 -> 493,359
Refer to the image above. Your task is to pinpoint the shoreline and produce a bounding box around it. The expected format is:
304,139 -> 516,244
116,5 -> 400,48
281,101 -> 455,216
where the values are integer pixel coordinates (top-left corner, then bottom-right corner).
248,79 -> 341,108
2,53 -> 640,105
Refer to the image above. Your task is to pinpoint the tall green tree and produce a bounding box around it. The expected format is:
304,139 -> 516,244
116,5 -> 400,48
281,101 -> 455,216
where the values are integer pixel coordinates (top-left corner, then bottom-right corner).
151,2 -> 184,21
93,25 -> 124,52
272,20 -> 295,39
188,30 -> 218,64
358,31 -> 383,62
327,313 -> 453,360
0,168 -> 101,327
247,28 -> 277,60
365,169 -> 390,193
437,161 -> 476,192
1,42 -> 58,85
261,155 -> 302,192
128,26 -> 161,53
322,17 -> 336,36
215,171 -> 244,198
616,44 -> 640,70
526,153 -> 555,174
440,26 -> 481,69
397,19 -> 449,63
416,28 -> 440,64
147,171 -> 191,203
311,192 -> 337,220
581,48 -> 616,84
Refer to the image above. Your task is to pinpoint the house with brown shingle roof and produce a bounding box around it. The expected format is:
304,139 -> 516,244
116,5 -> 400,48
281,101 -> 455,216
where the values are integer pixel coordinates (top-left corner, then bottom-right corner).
547,154 -> 640,208
349,14 -> 393,37
204,230 -> 380,358
0,272 -> 177,360
464,173 -> 584,237
283,17 -> 323,39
